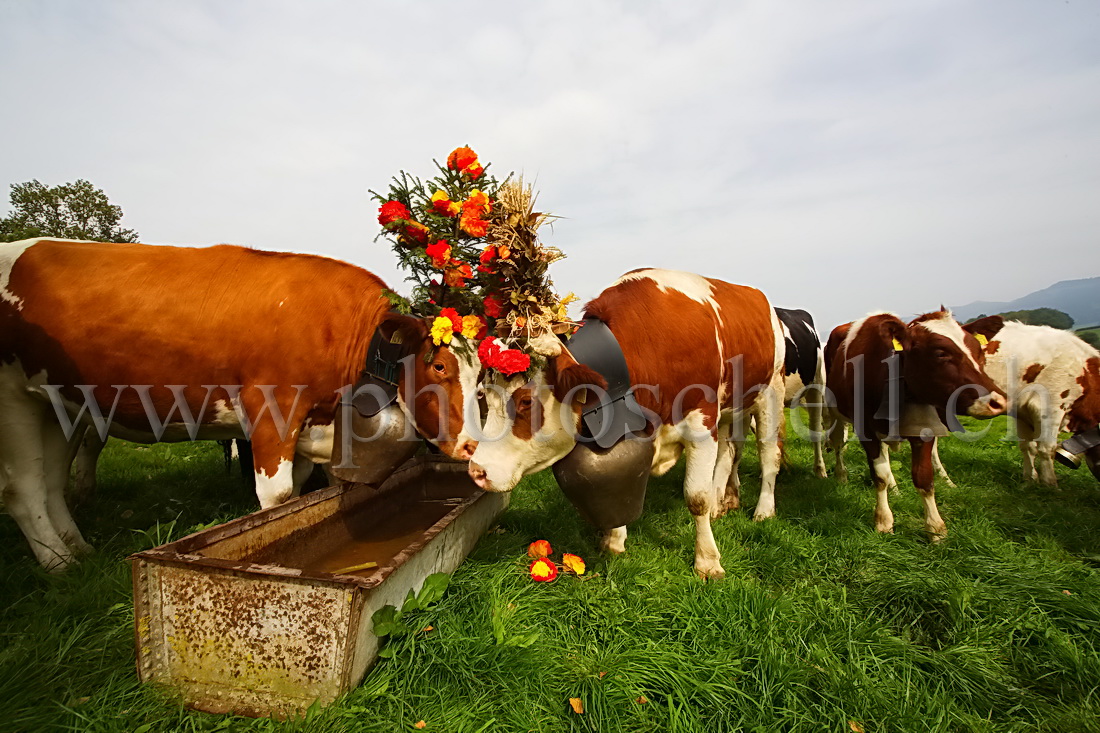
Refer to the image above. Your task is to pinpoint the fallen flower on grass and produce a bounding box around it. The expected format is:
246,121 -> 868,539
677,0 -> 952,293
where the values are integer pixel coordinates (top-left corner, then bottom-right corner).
562,553 -> 586,575
527,539 -> 552,558
414,721 -> 427,730
529,557 -> 558,582
569,698 -> 584,714
635,696 -> 649,704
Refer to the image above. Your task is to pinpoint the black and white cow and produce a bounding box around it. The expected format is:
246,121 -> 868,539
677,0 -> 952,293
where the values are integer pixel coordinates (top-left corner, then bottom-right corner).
774,307 -> 828,477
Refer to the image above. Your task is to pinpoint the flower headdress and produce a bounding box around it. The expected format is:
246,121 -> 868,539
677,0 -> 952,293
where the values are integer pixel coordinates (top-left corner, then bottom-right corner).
373,147 -> 576,376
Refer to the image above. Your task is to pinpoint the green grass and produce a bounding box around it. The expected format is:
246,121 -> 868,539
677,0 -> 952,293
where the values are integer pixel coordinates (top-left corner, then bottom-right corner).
3,420 -> 1100,732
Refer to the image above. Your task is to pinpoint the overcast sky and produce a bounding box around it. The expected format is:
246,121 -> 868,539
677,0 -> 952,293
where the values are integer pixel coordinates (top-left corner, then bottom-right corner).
2,0 -> 1098,331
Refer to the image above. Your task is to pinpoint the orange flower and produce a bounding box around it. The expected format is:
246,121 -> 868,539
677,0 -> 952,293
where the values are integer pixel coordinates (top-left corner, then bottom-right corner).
460,214 -> 489,237
447,146 -> 478,172
527,540 -> 552,558
529,557 -> 557,582
425,240 -> 451,268
430,189 -> 460,217
465,160 -> 484,179
460,315 -> 484,340
443,260 -> 473,288
562,553 -> 586,575
463,189 -> 491,215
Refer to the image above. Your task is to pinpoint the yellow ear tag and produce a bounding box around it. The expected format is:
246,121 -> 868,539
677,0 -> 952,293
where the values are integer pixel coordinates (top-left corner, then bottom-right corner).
892,338 -> 904,352
390,331 -> 403,344
975,334 -> 988,346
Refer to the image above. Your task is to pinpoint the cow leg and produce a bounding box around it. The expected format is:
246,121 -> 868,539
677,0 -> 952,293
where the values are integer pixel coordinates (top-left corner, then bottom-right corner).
711,422 -> 735,519
69,427 -> 105,505
683,433 -> 723,580
291,453 -> 318,496
862,439 -> 894,533
880,441 -> 901,493
807,386 -> 828,478
1032,413 -> 1060,488
599,526 -> 627,554
1015,416 -> 1040,484
827,410 -> 849,483
929,437 -> 957,488
42,420 -> 91,555
711,417 -> 747,519
910,438 -> 946,540
0,398 -> 76,571
752,383 -> 783,521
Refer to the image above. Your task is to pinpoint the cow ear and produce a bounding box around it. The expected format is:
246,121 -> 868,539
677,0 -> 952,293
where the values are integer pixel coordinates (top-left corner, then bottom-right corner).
877,317 -> 910,352
963,315 -> 1004,342
549,352 -> 608,406
378,312 -> 430,347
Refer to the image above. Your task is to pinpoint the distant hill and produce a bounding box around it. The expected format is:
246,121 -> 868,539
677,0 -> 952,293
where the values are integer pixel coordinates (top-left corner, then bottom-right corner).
952,277 -> 1100,328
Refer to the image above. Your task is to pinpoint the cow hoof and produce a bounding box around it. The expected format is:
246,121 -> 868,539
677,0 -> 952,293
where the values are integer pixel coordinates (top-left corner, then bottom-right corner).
598,532 -> 627,555
929,530 -> 947,543
814,466 -> 827,479
694,560 -> 725,580
752,508 -> 776,522
874,522 -> 895,534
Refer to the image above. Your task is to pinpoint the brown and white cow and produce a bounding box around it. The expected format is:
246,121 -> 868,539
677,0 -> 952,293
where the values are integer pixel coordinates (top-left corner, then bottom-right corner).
0,238 -> 481,570
957,317 -> 1100,486
824,310 -> 1005,538
467,269 -> 786,579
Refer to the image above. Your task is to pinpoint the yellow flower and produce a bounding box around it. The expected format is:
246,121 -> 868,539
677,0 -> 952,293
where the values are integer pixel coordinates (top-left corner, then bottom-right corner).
430,316 -> 454,346
562,553 -> 586,575
460,315 -> 482,339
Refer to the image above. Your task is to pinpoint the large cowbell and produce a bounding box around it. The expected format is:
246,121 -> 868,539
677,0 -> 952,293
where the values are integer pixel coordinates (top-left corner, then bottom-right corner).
1055,426 -> 1100,482
552,318 -> 653,530
329,319 -> 421,483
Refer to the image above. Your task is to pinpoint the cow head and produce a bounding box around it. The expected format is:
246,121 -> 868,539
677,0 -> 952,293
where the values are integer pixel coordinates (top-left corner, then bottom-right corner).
377,313 -> 483,460
468,347 -> 607,492
905,310 -> 1006,418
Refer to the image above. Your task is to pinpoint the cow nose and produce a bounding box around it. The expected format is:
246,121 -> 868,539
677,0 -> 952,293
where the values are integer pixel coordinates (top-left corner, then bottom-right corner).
468,461 -> 490,490
987,392 -> 1007,416
457,440 -> 478,460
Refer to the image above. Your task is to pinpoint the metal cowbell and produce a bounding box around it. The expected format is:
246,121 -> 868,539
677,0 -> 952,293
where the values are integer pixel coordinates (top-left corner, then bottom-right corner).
552,437 -> 654,530
329,402 -> 420,484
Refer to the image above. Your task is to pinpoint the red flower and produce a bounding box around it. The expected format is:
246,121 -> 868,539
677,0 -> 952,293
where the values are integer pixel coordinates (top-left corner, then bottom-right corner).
403,221 -> 430,244
447,146 -> 479,172
495,349 -> 531,376
378,200 -> 410,229
480,246 -> 497,264
443,260 -> 473,288
425,240 -> 451,268
465,161 -> 484,179
528,540 -> 552,558
478,337 -> 502,366
483,294 -> 503,319
529,558 -> 558,582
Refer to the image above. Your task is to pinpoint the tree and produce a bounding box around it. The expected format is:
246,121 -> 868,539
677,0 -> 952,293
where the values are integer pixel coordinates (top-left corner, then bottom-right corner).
1078,330 -> 1100,349
971,307 -> 1075,330
0,179 -> 139,243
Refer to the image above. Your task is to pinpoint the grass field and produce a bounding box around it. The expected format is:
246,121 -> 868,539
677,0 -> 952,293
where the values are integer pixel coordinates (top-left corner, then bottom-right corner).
3,418 -> 1100,732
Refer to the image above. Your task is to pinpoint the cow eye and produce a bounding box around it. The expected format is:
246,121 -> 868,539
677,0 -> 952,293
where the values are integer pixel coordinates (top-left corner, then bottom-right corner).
935,348 -> 951,360
433,362 -> 446,374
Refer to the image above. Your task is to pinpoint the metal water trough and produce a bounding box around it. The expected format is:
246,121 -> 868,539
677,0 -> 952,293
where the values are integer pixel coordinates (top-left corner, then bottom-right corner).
130,456 -> 508,718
